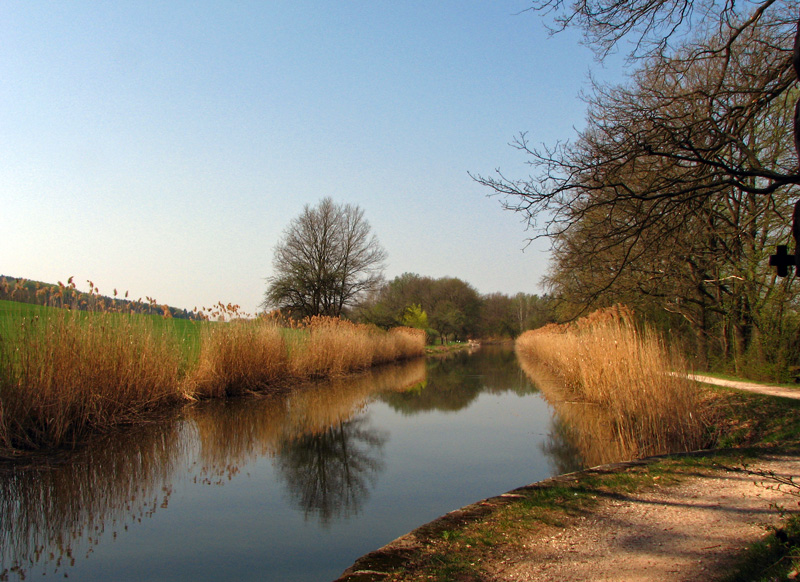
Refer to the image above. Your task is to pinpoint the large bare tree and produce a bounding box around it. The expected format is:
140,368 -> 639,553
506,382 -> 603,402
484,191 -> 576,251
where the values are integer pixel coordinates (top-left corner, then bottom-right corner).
475,5 -> 799,247
263,198 -> 386,318
473,3 -> 800,374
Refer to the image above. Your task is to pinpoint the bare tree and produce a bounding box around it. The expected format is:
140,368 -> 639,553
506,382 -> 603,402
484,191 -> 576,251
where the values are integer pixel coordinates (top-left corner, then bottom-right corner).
475,11 -> 798,245
472,10 -> 800,373
263,198 -> 387,318
527,0 -> 793,61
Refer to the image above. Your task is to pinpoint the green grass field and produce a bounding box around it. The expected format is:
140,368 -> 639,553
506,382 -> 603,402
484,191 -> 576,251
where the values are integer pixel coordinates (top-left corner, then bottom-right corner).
0,299 -> 208,361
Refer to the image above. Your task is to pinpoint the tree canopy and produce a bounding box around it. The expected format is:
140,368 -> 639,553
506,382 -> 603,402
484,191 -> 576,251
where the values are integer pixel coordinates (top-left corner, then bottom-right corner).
263,198 -> 387,318
355,273 -> 554,342
474,1 -> 800,377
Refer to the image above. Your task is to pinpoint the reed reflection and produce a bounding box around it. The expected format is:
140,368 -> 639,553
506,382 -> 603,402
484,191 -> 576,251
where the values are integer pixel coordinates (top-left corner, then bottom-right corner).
518,356 -> 631,469
275,416 -> 388,526
189,358 -> 426,473
0,412 -> 189,580
0,358 -> 426,580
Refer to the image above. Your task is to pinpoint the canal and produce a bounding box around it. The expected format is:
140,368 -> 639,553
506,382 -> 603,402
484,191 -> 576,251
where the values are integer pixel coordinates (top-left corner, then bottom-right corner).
0,346 -> 587,581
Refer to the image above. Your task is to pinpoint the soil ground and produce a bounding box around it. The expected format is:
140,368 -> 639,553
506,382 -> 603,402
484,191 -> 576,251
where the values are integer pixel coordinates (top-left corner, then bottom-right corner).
485,453 -> 800,582
336,376 -> 800,582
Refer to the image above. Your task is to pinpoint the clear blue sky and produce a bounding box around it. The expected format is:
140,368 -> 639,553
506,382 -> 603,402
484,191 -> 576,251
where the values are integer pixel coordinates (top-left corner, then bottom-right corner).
1,1 -> 625,314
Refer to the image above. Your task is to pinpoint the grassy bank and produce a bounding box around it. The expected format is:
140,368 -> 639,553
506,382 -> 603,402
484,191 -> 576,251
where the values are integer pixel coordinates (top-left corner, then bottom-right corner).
515,305 -> 708,460
0,300 -> 425,453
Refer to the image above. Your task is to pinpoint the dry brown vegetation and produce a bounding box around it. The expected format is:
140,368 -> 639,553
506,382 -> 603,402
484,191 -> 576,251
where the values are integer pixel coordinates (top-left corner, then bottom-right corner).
516,306 -> 708,461
191,316 -> 425,398
0,289 -> 425,453
0,310 -> 184,450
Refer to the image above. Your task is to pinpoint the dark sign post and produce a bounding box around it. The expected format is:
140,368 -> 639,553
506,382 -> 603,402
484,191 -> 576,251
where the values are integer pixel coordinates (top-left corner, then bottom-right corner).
770,244 -> 796,277
770,198 -> 800,278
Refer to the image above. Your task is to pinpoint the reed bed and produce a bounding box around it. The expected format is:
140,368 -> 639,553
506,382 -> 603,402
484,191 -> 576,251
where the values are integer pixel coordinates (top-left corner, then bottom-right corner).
0,298 -> 426,452
0,309 -> 183,450
191,318 -> 289,398
192,316 -> 425,394
516,306 -> 708,460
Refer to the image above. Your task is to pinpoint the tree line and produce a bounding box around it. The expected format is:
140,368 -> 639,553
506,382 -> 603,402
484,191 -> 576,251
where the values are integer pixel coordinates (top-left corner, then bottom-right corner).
474,1 -> 800,379
260,198 -> 554,342
354,273 -> 554,343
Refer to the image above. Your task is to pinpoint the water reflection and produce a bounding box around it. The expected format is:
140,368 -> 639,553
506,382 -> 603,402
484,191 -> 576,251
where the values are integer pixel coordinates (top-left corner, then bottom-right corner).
0,416 -> 190,580
518,355 -> 631,469
191,359 -> 425,472
380,347 -> 538,414
0,359 -> 425,580
275,417 -> 387,526
0,351 -> 597,582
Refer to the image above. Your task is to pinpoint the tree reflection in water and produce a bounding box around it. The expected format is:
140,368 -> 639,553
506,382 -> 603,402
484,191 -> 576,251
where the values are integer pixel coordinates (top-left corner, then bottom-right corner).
380,347 -> 538,415
274,415 -> 387,526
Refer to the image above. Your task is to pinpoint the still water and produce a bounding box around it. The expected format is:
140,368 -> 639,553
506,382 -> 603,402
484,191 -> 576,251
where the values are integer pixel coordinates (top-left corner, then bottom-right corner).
0,347 -> 586,581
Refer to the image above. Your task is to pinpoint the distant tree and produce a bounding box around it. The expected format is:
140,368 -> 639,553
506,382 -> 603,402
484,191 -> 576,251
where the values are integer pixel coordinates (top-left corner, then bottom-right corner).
262,198 -> 387,318
357,273 -> 545,341
478,292 -> 516,338
354,273 -> 440,328
427,278 -> 482,343
512,293 -> 556,333
401,303 -> 429,330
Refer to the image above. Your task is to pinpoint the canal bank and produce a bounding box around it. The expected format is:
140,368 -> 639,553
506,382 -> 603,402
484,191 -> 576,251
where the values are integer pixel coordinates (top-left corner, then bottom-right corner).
337,447 -> 800,582
337,378 -> 800,581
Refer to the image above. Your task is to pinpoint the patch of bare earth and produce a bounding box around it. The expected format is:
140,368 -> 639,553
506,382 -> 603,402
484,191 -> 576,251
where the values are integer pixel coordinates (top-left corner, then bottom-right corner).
486,454 -> 800,582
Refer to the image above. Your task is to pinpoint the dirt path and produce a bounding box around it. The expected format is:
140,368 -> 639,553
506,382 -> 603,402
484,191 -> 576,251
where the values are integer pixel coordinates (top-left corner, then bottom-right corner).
486,454 -> 800,581
338,378 -> 800,582
689,374 -> 800,400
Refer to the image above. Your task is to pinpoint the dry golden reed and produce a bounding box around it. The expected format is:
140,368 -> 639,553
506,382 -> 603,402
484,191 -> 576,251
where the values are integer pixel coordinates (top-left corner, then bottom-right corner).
516,306 -> 707,460
0,297 -> 426,452
0,310 -> 183,450
190,319 -> 289,398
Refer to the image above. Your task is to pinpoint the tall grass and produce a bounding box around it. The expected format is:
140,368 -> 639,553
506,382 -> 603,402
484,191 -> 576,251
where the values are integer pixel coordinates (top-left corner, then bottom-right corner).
516,306 -> 708,460
191,318 -> 289,398
0,298 -> 426,452
0,308 -> 183,450
191,316 -> 425,396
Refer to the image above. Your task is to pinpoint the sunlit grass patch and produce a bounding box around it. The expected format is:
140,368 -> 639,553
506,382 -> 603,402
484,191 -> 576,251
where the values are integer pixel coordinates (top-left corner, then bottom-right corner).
721,515 -> 800,582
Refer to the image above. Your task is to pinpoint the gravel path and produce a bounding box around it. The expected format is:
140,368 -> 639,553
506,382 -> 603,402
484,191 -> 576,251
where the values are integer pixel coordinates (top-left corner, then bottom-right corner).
689,374 -> 800,400
486,454 -> 800,581
486,378 -> 800,581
